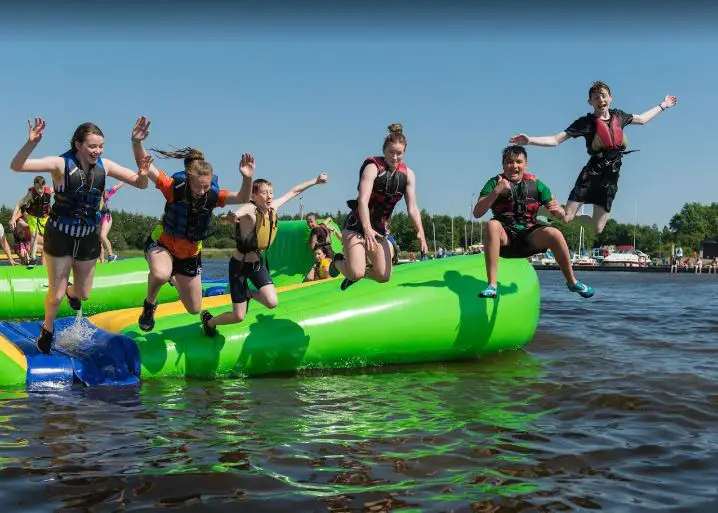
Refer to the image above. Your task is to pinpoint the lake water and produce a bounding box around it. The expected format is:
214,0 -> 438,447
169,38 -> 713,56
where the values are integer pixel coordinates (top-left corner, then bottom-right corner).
1,266 -> 717,512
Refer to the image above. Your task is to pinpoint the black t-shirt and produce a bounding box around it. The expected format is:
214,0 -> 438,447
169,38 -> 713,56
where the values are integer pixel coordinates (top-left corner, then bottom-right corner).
565,108 -> 634,154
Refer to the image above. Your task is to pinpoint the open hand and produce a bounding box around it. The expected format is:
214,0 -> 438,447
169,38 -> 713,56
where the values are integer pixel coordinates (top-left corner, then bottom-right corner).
661,95 -> 678,110
138,155 -> 154,177
239,153 -> 255,178
509,133 -> 529,145
131,116 -> 151,142
27,117 -> 46,143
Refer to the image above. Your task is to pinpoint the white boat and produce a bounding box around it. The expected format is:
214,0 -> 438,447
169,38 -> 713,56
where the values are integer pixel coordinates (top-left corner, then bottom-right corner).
602,249 -> 649,267
572,255 -> 599,267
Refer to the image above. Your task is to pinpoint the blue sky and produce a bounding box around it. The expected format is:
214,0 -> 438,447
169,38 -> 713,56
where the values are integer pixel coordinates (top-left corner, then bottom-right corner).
0,12 -> 714,228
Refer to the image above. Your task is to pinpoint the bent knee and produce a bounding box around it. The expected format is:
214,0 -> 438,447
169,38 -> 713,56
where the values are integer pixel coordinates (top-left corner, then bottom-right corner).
264,299 -> 278,309
375,274 -> 391,284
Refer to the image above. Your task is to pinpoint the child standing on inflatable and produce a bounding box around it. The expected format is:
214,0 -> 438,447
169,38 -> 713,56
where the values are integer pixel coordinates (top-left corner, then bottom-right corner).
10,175 -> 53,268
509,81 -> 678,233
474,145 -> 595,299
306,213 -> 340,258
329,123 -> 427,290
9,117 -> 150,354
130,115 -> 254,332
98,181 -> 125,263
200,172 -> 329,337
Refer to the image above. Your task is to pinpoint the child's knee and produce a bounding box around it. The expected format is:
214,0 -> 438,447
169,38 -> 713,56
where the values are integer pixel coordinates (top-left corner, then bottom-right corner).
375,273 -> 391,284
264,297 -> 278,309
486,220 -> 503,235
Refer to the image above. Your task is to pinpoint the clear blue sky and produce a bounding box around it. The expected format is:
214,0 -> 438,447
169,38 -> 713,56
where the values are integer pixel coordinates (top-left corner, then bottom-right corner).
0,10 -> 714,228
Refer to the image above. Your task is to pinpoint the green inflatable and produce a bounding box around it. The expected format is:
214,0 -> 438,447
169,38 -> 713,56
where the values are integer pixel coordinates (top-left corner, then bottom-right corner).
118,255 -> 539,379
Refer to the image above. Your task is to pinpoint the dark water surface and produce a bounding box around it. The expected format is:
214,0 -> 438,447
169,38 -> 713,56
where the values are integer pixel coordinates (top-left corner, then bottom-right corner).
2,265 -> 718,512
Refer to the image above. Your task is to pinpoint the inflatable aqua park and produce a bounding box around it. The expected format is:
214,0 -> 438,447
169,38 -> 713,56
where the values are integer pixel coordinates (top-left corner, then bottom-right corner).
0,220 -> 541,390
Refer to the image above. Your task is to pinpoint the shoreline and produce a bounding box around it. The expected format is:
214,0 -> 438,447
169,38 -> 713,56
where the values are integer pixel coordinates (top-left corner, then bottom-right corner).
533,263 -> 717,274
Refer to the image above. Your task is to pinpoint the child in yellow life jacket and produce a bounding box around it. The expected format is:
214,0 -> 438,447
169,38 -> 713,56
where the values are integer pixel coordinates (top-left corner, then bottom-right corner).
200,172 -> 329,337
509,81 -> 678,234
305,247 -> 332,282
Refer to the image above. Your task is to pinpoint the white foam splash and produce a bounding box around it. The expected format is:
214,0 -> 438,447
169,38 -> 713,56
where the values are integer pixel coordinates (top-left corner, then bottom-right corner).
54,310 -> 98,353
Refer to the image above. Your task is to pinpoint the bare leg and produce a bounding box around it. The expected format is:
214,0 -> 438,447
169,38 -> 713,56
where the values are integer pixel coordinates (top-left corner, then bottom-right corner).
592,205 -> 611,234
527,227 -> 577,284
483,220 -> 509,287
145,247 -> 173,304
335,230 -> 368,282
174,273 -> 203,315
42,254 -> 74,333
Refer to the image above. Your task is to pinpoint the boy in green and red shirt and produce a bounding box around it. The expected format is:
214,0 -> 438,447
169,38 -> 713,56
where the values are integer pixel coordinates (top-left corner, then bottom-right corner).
473,145 -> 594,299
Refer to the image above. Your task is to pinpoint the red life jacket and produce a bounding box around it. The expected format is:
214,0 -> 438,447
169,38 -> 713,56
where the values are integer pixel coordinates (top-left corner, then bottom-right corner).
347,156 -> 408,232
592,113 -> 626,151
26,186 -> 52,217
492,173 -> 541,227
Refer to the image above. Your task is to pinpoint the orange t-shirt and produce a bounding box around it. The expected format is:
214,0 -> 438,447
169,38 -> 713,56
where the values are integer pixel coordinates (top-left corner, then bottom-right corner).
155,172 -> 230,259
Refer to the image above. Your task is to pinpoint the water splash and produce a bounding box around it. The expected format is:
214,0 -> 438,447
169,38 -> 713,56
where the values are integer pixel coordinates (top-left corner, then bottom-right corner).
54,310 -> 97,353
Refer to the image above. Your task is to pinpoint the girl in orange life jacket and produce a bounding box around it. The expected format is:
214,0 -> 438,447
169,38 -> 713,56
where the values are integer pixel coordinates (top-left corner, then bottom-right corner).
200,172 -> 329,338
509,81 -> 678,234
130,115 -> 255,333
328,123 -> 428,290
9,117 -> 150,355
10,175 -> 53,268
473,145 -> 594,299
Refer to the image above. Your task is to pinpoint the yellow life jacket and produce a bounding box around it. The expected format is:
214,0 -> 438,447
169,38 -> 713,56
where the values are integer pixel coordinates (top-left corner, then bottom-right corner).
235,202 -> 278,255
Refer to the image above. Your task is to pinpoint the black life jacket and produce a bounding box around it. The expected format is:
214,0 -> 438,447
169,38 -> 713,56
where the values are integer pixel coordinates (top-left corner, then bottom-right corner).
346,156 -> 408,232
25,186 -> 52,217
49,151 -> 106,230
492,173 -> 541,227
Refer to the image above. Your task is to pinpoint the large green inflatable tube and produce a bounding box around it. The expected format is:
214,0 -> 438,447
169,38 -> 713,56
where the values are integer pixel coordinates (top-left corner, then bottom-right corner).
118,255 -> 539,379
0,258 -> 180,320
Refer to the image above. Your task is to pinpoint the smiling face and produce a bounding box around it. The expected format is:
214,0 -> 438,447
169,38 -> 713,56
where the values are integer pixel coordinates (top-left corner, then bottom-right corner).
382,141 -> 405,171
75,133 -> 105,165
306,215 -> 318,229
501,146 -> 528,183
314,248 -> 326,262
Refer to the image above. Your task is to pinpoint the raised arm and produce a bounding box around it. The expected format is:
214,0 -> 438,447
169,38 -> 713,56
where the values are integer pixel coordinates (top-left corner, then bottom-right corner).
630,95 -> 678,125
509,131 -> 570,148
130,116 -> 162,182
224,153 -> 255,205
10,117 -> 64,178
273,172 -> 329,210
403,168 -> 428,254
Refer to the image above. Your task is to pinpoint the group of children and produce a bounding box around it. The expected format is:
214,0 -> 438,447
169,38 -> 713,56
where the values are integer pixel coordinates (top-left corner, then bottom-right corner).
7,81 -> 677,354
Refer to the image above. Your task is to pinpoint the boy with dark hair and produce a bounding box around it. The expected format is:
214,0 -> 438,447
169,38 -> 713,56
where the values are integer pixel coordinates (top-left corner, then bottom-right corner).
509,81 -> 678,233
473,145 -> 594,299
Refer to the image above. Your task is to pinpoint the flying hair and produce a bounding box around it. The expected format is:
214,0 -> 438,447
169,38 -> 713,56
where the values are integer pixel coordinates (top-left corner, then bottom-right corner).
149,146 -> 213,177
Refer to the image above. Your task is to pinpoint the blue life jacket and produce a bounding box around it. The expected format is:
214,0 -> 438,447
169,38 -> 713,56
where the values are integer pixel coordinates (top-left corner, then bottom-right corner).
162,171 -> 220,242
49,151 -> 106,229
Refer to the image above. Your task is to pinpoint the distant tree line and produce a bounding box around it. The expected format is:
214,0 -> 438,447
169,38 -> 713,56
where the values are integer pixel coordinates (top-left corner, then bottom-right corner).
2,201 -> 717,258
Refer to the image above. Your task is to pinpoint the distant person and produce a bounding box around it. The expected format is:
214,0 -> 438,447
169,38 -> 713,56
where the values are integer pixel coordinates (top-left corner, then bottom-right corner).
11,175 -> 52,268
0,223 -> 17,265
329,123 -> 427,290
11,208 -> 33,265
510,81 -> 678,234
305,248 -> 331,282
473,145 -> 595,299
200,172 -> 330,337
98,181 -> 125,263
306,213 -> 340,258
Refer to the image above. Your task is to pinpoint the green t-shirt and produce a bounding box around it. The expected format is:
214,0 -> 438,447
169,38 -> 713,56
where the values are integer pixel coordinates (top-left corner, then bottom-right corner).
479,174 -> 552,230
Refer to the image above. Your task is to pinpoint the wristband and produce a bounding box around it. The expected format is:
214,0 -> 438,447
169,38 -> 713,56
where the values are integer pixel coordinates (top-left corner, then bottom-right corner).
659,104 -> 665,111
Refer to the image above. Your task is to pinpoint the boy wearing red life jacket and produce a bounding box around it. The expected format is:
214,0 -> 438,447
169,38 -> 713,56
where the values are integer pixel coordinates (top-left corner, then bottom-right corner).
509,81 -> 678,234
473,145 -> 594,299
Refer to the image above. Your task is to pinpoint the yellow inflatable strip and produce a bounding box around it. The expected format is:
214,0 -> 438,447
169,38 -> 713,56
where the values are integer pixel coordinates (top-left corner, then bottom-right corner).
0,333 -> 28,371
89,277 -> 339,334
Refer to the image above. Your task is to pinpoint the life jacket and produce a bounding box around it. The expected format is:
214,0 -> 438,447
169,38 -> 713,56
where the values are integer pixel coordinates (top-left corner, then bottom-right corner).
492,173 -> 541,228
311,223 -> 332,250
346,156 -> 408,232
162,171 -> 220,242
589,111 -> 628,155
49,151 -> 106,230
25,186 -> 52,218
312,257 -> 331,280
235,201 -> 278,256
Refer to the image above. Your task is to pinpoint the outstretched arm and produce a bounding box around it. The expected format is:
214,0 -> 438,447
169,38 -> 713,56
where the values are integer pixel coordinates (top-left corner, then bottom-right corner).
104,159 -> 149,189
404,168 -> 428,254
10,117 -> 64,179
631,95 -> 678,125
273,172 -> 329,210
509,131 -> 570,148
